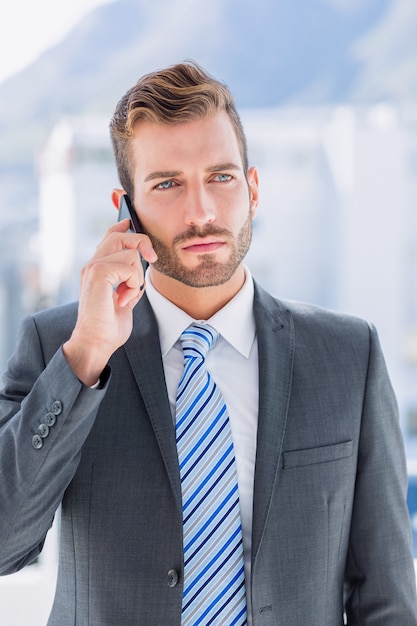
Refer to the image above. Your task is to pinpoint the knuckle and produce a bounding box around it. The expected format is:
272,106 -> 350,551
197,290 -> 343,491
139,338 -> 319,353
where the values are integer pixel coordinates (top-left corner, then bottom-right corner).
84,259 -> 102,278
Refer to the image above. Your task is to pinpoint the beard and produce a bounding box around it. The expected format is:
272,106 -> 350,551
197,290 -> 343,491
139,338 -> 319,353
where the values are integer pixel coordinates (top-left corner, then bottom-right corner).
145,209 -> 253,288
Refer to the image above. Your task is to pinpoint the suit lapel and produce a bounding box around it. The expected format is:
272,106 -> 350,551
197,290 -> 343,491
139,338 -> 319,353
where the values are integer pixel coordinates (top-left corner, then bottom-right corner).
123,296 -> 182,513
252,283 -> 295,561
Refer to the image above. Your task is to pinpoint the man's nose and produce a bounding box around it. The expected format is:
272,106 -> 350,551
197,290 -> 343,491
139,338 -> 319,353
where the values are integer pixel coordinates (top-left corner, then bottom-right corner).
183,184 -> 216,226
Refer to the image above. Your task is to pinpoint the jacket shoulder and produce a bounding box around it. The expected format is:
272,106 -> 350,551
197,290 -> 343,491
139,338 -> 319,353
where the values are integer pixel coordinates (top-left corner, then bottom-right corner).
20,301 -> 79,360
253,281 -> 372,342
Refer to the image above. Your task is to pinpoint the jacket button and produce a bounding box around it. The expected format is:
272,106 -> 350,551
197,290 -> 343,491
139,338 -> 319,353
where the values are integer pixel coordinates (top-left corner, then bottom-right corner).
32,434 -> 43,449
45,412 -> 56,427
51,400 -> 63,416
38,423 -> 50,438
167,569 -> 179,588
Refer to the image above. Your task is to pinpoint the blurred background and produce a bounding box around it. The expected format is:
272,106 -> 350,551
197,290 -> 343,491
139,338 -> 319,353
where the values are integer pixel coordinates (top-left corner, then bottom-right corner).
1,0 -> 417,622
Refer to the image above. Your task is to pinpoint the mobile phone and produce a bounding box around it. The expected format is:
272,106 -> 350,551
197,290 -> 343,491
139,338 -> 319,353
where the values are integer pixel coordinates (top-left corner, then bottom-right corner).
117,194 -> 148,271
118,194 -> 143,233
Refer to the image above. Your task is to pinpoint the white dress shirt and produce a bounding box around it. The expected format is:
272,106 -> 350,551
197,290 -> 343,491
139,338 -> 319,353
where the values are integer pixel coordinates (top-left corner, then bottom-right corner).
145,267 -> 259,623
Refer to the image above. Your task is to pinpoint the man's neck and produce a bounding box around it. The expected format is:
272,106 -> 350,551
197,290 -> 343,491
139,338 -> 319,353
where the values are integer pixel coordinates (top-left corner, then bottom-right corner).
149,266 -> 246,320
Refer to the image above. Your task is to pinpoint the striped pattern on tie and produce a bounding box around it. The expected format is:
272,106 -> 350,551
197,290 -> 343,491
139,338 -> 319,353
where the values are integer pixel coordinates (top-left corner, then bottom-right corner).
176,323 -> 247,626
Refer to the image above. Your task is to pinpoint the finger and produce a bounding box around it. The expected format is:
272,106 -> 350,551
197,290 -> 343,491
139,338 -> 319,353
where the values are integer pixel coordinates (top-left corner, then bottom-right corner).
96,229 -> 158,265
115,231 -> 157,263
109,218 -> 131,234
137,237 -> 158,264
113,256 -> 146,306
94,221 -> 138,256
115,279 -> 144,308
81,248 -> 144,295
109,251 -> 145,290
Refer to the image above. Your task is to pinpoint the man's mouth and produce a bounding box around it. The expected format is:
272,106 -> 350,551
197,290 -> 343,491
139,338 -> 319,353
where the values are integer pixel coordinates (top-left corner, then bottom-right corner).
181,239 -> 225,254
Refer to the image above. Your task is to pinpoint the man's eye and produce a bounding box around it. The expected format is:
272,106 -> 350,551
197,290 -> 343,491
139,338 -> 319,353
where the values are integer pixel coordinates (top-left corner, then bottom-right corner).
215,174 -> 232,182
156,180 -> 175,190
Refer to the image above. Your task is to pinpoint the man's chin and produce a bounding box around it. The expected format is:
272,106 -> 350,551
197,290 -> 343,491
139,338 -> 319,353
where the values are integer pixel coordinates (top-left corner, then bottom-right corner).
154,259 -> 238,288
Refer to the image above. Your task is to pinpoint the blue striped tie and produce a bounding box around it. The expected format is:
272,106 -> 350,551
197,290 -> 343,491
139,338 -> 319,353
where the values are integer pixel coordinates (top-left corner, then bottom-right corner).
176,323 -> 247,626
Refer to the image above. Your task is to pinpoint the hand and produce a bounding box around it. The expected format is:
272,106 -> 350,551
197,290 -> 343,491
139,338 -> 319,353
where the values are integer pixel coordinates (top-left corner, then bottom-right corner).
63,219 -> 157,386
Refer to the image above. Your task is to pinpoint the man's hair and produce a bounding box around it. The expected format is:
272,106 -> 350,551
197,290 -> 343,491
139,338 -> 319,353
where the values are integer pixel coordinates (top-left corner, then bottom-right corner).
109,61 -> 248,200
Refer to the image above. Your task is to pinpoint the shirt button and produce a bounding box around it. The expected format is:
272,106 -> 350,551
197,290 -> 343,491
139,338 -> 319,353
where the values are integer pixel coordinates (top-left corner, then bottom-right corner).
32,434 -> 43,449
45,412 -> 56,427
51,400 -> 63,416
38,423 -> 50,438
167,569 -> 179,588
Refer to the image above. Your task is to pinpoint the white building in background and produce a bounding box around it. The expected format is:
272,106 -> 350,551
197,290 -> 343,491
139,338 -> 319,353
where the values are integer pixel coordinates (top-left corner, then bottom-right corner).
37,115 -> 119,306
1,104 -> 417,624
243,105 -> 417,447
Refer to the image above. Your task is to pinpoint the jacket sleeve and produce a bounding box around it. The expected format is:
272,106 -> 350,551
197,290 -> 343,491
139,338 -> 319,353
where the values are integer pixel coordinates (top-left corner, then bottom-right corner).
0,313 -> 109,575
344,324 -> 417,624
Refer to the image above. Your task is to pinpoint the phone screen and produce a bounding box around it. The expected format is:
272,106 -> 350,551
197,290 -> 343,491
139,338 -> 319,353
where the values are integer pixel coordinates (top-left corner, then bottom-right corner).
118,195 -> 143,234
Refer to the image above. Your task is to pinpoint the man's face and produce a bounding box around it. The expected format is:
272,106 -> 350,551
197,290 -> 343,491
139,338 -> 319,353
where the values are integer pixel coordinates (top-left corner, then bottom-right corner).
131,111 -> 259,289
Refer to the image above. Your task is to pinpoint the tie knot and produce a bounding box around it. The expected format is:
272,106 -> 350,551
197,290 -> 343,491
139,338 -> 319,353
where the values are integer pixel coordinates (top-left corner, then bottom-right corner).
179,323 -> 218,360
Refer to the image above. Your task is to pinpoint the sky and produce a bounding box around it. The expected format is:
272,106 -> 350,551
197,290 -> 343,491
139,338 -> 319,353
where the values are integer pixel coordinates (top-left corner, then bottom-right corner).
0,0 -> 112,85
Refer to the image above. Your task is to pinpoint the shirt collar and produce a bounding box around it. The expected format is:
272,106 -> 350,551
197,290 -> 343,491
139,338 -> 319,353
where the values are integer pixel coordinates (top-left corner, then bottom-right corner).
145,267 -> 256,358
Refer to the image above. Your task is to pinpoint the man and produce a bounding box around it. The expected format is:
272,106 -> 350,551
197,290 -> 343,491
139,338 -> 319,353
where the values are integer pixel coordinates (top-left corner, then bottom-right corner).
0,61 -> 416,625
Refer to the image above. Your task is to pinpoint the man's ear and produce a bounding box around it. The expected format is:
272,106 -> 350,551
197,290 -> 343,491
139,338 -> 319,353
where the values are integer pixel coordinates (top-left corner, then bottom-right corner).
111,188 -> 125,210
247,166 -> 259,218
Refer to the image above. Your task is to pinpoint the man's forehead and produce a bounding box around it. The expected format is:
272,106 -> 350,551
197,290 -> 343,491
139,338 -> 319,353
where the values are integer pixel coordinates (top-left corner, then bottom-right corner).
131,110 -> 236,139
131,112 -> 244,171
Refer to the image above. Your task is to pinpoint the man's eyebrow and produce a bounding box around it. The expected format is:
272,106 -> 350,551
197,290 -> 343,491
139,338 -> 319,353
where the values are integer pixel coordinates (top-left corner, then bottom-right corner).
206,162 -> 241,173
144,170 -> 182,182
144,163 -> 241,183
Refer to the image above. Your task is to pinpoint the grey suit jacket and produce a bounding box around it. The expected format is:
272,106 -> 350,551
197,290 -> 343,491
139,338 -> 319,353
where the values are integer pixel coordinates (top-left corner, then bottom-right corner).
0,282 -> 416,625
